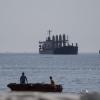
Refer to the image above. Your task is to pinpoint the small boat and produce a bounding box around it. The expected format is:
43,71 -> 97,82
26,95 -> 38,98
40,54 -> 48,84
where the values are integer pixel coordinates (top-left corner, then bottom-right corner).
7,83 -> 63,92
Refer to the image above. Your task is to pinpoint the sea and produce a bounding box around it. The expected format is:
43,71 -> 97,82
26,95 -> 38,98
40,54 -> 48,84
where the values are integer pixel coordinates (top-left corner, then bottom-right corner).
0,53 -> 100,94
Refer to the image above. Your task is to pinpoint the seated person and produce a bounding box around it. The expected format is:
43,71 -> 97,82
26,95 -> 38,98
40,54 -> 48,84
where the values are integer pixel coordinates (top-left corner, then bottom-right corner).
20,72 -> 28,84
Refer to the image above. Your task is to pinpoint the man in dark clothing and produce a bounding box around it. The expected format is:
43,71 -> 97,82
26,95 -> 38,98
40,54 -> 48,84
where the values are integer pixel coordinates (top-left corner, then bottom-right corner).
49,76 -> 55,85
20,72 -> 28,84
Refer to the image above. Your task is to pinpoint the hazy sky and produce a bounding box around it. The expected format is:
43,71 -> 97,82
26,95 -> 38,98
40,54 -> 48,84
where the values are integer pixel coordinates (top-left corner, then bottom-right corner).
0,0 -> 100,53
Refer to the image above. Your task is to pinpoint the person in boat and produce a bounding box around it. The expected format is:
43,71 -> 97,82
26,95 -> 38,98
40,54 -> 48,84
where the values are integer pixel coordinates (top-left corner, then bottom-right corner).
20,72 -> 28,84
49,76 -> 55,86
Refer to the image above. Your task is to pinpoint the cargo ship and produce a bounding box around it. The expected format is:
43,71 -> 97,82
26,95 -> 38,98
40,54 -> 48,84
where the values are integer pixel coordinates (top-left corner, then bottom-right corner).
39,30 -> 78,54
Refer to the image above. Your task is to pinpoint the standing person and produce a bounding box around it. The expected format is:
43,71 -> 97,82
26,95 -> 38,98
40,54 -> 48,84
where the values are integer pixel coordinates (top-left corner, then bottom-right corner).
20,72 -> 28,84
49,76 -> 55,86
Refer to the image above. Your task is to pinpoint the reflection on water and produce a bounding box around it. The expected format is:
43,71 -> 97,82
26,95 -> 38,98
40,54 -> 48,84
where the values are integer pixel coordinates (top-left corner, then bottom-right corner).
0,92 -> 100,100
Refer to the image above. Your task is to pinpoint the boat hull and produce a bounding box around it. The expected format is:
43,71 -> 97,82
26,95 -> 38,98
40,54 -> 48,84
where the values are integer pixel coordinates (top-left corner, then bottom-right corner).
7,83 -> 63,92
39,46 -> 78,55
54,46 -> 78,54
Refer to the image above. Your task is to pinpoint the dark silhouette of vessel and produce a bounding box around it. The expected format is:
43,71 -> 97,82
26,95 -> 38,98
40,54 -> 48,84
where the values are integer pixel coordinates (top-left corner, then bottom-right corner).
39,30 -> 78,54
7,83 -> 63,92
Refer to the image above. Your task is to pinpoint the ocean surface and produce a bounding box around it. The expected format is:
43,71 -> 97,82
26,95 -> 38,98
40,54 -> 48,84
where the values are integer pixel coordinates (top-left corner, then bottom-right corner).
0,53 -> 100,93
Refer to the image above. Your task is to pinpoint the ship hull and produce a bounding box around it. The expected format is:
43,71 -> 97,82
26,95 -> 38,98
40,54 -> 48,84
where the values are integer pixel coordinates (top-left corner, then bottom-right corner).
39,46 -> 78,55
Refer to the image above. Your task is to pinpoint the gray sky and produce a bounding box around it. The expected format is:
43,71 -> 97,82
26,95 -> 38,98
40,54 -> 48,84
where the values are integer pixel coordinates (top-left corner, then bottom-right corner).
0,0 -> 100,53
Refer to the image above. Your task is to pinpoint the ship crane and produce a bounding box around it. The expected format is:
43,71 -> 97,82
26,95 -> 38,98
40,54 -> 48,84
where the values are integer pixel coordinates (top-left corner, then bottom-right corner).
47,29 -> 52,41
48,29 -> 52,37
66,35 -> 69,45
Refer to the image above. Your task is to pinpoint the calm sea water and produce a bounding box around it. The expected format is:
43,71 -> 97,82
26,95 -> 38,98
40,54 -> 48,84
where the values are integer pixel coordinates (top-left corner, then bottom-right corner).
0,53 -> 100,93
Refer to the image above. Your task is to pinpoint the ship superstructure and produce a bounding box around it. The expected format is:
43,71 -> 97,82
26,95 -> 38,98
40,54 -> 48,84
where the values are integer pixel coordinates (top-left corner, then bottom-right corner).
39,30 -> 78,54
